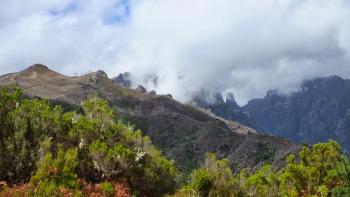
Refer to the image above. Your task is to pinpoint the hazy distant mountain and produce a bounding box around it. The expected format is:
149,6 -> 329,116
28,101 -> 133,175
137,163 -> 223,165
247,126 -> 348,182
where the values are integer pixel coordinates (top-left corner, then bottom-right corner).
243,76 -> 350,152
195,75 -> 350,152
0,64 -> 299,173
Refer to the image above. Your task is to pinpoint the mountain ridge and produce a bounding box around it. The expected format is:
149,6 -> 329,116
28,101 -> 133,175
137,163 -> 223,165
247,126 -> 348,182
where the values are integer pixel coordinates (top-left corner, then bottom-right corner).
0,64 -> 300,173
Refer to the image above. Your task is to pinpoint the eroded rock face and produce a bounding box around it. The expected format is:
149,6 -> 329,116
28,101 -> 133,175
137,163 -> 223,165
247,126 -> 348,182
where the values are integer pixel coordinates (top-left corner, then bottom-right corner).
243,76 -> 350,152
0,64 -> 300,173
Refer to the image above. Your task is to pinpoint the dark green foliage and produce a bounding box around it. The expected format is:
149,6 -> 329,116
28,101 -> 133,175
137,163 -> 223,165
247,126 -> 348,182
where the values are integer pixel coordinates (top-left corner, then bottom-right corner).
253,142 -> 275,164
0,86 -> 65,183
332,155 -> 350,196
0,86 -> 177,196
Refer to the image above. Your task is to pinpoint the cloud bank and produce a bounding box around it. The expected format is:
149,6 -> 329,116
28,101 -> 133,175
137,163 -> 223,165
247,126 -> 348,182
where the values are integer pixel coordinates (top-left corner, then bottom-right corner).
1,0 -> 350,104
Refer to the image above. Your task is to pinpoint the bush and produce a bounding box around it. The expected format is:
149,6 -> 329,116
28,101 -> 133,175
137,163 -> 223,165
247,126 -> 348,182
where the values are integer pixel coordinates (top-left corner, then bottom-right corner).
175,141 -> 346,197
177,153 -> 237,197
100,181 -> 115,197
279,140 -> 341,196
28,145 -> 82,197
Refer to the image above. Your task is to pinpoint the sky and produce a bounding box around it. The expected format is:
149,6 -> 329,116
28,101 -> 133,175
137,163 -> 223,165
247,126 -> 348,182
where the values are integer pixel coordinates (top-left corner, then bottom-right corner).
1,0 -> 350,105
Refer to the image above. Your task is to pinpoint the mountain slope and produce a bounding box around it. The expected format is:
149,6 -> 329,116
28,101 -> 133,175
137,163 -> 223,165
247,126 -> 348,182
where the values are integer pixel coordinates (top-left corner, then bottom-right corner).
0,64 -> 299,172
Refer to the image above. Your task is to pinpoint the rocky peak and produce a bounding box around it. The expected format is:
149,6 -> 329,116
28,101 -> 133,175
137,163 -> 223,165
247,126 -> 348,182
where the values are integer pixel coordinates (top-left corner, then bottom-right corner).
136,85 -> 147,93
148,90 -> 157,96
22,64 -> 52,74
95,70 -> 108,78
226,92 -> 239,109
19,64 -> 65,79
89,70 -> 108,83
112,72 -> 131,87
27,64 -> 49,70
213,92 -> 225,105
265,90 -> 279,98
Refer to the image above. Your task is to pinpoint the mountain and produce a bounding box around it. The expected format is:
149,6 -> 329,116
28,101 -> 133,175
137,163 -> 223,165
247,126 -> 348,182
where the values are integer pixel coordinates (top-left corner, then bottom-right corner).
193,76 -> 350,152
243,75 -> 350,152
0,64 -> 299,173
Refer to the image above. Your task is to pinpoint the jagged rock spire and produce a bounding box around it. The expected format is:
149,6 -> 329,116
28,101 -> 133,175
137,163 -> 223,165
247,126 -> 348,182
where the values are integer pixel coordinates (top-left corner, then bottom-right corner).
226,92 -> 239,108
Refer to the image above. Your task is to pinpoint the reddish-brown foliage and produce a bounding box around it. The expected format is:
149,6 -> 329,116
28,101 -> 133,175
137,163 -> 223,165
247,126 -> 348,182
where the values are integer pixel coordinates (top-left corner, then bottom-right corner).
0,179 -> 131,197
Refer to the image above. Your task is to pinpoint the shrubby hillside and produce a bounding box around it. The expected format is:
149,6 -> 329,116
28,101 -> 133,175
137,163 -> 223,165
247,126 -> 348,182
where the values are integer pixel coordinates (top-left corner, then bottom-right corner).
0,86 -> 176,196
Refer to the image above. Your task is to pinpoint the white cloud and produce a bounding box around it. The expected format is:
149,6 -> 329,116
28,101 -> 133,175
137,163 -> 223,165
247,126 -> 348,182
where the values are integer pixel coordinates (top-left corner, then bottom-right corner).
1,0 -> 350,104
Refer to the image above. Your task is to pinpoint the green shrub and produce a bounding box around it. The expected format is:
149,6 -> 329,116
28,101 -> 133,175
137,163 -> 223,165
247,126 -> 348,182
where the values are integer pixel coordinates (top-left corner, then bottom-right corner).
29,145 -> 82,197
100,181 -> 115,197
190,169 -> 212,196
177,153 -> 237,197
279,140 -> 341,196
175,141 -> 346,197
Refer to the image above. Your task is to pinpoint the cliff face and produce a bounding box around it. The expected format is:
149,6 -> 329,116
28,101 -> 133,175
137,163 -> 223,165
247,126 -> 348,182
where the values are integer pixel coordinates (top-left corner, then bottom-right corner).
243,76 -> 350,152
0,64 -> 299,173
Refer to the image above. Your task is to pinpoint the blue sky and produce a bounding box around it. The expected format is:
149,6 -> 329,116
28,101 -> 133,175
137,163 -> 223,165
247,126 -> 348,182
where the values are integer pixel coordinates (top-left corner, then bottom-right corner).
1,0 -> 350,104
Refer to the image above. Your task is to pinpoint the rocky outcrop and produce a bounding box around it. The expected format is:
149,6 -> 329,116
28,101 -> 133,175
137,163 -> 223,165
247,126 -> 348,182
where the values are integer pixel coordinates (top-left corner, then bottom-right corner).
112,72 -> 131,87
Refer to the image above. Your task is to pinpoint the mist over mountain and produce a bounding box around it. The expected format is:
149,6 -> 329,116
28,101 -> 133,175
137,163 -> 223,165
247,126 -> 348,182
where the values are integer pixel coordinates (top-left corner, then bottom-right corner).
2,0 -> 350,104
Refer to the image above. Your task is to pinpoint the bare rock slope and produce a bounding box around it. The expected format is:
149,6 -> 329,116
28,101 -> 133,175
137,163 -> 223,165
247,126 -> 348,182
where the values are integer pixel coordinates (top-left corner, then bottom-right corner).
0,64 -> 300,172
